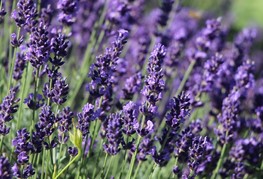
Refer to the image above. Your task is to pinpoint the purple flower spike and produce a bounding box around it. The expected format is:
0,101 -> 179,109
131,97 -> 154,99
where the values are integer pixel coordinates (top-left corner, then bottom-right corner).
57,107 -> 73,143
26,21 -> 50,69
77,103 -> 101,137
13,53 -> 26,81
103,113 -> 123,155
0,86 -> 20,135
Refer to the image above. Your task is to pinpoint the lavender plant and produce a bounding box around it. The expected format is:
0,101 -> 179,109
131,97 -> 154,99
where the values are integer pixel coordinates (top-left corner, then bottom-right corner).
0,0 -> 263,178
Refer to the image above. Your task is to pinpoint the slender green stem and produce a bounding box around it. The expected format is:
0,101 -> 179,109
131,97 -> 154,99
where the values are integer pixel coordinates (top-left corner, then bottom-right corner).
100,153 -> 109,179
31,68 -> 40,134
119,143 -> 129,179
211,142 -> 228,179
55,152 -> 81,179
126,135 -> 142,179
41,150 -> 46,179
0,135 -> 3,153
133,161 -> 142,179
17,62 -> 29,130
92,139 -> 104,178
175,60 -> 196,97
104,156 -> 113,179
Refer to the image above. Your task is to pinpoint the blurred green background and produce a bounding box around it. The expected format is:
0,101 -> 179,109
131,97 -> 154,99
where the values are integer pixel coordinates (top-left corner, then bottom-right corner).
147,0 -> 263,29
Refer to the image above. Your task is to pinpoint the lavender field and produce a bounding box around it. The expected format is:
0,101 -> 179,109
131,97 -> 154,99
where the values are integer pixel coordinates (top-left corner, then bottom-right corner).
0,0 -> 263,178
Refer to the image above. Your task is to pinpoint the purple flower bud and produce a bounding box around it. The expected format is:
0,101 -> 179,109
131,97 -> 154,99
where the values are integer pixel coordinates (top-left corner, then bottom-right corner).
23,164 -> 35,178
0,8 -> 6,24
68,147 -> 78,156
13,53 -> 26,81
0,156 -> 12,179
10,33 -> 24,48
24,93 -> 45,110
12,163 -> 20,178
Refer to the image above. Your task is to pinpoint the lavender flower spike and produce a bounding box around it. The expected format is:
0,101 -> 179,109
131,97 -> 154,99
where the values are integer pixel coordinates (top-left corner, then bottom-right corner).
0,86 -> 20,135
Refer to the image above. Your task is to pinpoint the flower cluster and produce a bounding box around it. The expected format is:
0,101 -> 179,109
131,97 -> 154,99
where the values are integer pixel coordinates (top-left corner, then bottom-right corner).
0,1 -> 263,179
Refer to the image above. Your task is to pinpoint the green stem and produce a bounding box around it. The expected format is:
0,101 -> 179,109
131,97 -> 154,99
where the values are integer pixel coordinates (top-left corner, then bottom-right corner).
211,142 -> 228,179
126,135 -> 142,179
55,152 -> 81,179
119,146 -> 129,179
175,60 -> 196,97
41,150 -> 46,179
92,140 -> 104,178
100,153 -> 109,179
17,62 -> 29,130
0,136 -> 3,153
132,161 -> 142,179
104,156 -> 113,179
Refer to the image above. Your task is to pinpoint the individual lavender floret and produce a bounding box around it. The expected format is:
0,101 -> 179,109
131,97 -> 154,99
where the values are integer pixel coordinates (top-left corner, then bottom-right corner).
50,33 -> 69,66
13,53 -> 26,81
26,21 -> 50,69
10,33 -> 24,48
12,0 -> 38,31
0,7 -> 6,24
57,107 -> 73,143
0,86 -> 20,135
103,113 -> 123,155
87,29 -> 129,99
122,101 -> 139,135
122,72 -> 142,100
24,93 -> 45,110
57,0 -> 79,26
68,147 -> 78,156
166,92 -> 191,131
256,107 -> 263,121
77,103 -> 101,137
0,156 -> 12,179
12,163 -> 21,178
142,43 -> 166,106
157,0 -> 174,27
22,164 -> 35,178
